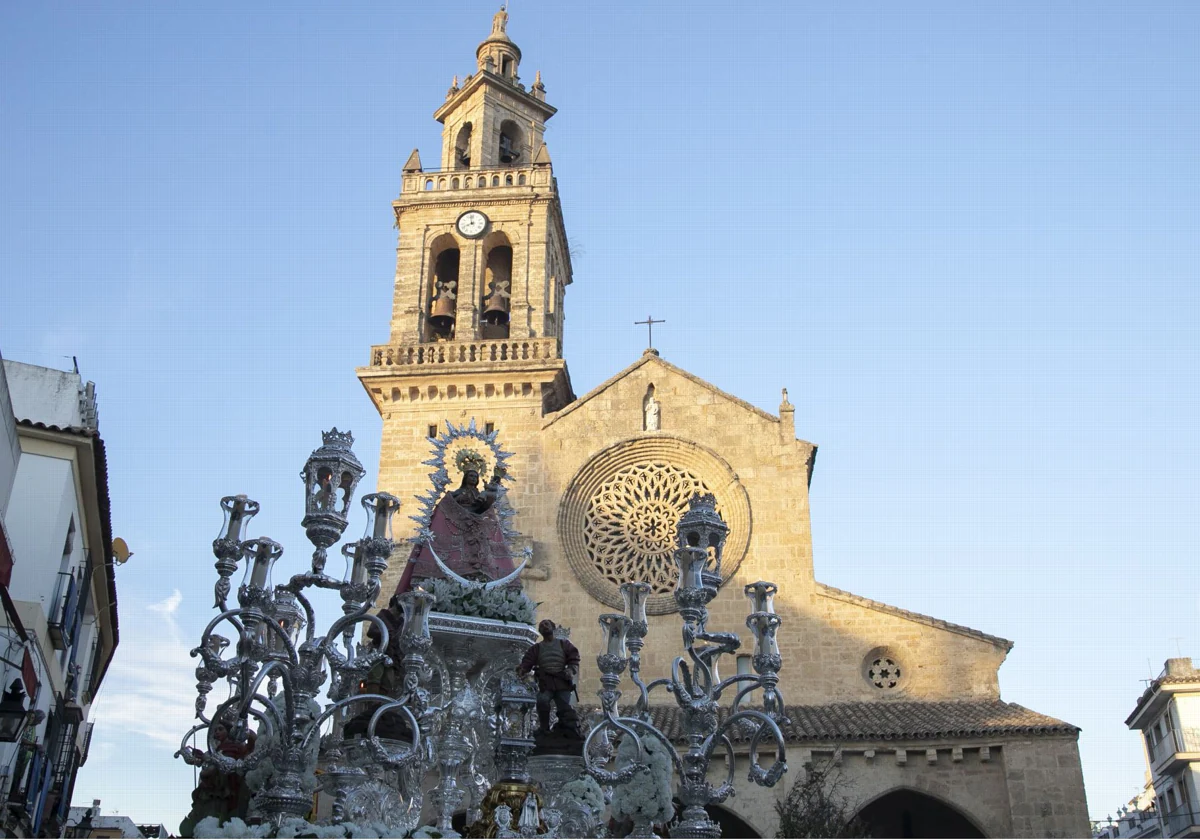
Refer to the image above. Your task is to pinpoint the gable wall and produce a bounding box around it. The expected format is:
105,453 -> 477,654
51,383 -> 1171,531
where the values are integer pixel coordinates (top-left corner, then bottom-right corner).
532,358 -> 813,697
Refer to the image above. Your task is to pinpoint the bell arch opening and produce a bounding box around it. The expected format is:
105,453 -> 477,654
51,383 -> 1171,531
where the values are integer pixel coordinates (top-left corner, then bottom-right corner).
454,122 -> 472,169
856,788 -> 987,838
481,234 -> 513,339
498,119 -> 523,165
427,234 -> 460,342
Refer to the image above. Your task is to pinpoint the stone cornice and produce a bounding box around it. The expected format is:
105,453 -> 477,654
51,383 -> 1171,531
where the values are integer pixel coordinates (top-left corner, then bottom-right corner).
433,70 -> 557,124
395,190 -> 558,214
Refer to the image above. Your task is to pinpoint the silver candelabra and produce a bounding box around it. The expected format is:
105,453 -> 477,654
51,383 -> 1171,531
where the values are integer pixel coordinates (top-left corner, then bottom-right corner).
584,494 -> 789,839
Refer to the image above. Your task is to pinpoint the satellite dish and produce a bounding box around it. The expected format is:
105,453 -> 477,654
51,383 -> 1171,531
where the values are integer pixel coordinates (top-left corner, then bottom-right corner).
112,538 -> 133,565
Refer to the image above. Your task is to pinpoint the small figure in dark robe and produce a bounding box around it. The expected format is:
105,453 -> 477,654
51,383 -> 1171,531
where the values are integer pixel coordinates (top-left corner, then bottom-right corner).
517,619 -> 582,741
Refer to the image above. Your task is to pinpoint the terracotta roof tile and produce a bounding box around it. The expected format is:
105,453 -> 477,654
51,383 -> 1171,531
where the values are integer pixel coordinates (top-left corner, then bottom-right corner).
585,701 -> 1077,743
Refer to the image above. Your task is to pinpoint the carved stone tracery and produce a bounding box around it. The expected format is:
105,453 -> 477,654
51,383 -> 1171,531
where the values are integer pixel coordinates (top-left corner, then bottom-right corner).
584,462 -> 712,595
558,436 -> 751,615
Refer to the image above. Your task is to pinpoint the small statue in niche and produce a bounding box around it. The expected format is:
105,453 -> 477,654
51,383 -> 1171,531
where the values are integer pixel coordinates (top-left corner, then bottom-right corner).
643,385 -> 661,432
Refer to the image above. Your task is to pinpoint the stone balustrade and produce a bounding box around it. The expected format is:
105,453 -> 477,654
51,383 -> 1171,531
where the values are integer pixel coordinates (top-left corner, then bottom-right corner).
401,166 -> 553,195
370,338 -> 560,368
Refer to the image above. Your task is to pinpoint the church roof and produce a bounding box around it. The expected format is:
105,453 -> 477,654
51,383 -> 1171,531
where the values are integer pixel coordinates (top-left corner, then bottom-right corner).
545,350 -> 786,429
612,700 -> 1078,743
816,583 -> 1014,651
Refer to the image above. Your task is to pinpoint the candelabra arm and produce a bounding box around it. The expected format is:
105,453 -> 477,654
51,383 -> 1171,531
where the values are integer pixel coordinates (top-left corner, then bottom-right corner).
195,609 -> 259,666
714,673 -> 765,705
583,694 -> 654,786
297,693 -> 416,758
292,590 -> 316,642
285,571 -> 342,594
175,704 -> 276,775
672,656 -> 697,704
635,677 -> 675,717
710,709 -> 788,788
730,679 -> 787,716
313,599 -> 382,663
708,732 -> 738,804
366,699 -> 423,766
247,693 -> 286,737
243,659 -> 297,732
629,665 -> 650,713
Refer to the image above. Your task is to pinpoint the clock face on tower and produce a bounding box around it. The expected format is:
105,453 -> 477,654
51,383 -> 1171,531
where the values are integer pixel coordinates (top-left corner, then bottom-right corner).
456,210 -> 489,239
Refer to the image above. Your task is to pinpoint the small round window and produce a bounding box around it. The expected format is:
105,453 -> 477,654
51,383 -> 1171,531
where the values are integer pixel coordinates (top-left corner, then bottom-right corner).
863,646 -> 905,691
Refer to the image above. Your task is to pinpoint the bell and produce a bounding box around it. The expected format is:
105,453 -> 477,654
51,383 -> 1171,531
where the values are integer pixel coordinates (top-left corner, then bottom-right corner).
482,292 -> 510,322
429,292 -> 456,328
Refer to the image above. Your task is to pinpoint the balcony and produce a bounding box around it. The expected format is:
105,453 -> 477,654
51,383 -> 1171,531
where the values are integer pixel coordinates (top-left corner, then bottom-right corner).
1149,728 -> 1200,773
46,572 -> 78,650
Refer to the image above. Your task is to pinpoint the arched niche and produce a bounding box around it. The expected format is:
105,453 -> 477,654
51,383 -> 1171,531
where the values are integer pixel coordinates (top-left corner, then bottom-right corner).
426,232 -> 460,341
856,787 -> 988,838
498,119 -> 524,166
481,231 -> 513,339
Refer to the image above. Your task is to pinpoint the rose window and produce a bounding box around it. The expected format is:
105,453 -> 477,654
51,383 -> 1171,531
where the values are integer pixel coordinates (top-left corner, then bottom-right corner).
867,656 -> 902,690
583,462 -> 714,595
559,436 -> 751,614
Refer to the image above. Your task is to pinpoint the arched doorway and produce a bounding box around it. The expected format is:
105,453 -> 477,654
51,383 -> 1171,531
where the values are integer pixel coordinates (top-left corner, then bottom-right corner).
856,789 -> 986,838
708,803 -> 761,838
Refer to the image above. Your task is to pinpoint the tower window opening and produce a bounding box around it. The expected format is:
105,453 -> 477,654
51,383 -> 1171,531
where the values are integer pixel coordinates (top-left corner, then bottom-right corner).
482,244 -> 513,340
485,422 -> 495,435
427,425 -> 438,439
478,176 -> 487,188
505,174 -> 513,186
452,177 -> 460,189
492,175 -> 500,186
454,123 -> 472,170
424,179 -> 434,191
518,174 -> 526,185
498,120 -> 523,165
428,246 -> 460,341
501,56 -> 513,77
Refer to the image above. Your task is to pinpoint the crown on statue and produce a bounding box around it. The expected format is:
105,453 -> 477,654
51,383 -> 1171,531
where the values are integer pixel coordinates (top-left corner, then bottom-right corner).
455,448 -> 488,475
688,492 -> 718,511
321,428 -> 355,448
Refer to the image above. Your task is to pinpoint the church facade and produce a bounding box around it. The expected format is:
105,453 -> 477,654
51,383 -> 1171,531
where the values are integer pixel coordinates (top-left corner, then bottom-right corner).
356,11 -> 1090,837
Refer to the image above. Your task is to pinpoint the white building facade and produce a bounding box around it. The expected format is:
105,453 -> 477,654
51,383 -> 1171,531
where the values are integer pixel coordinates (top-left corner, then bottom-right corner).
1127,658 -> 1200,838
0,358 -> 119,838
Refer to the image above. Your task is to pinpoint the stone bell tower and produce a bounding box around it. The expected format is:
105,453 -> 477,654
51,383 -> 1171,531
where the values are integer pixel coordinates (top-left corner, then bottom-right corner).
357,8 -> 574,594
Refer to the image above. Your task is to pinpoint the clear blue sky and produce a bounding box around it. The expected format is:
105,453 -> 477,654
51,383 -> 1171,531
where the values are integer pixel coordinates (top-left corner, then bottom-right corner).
2,1 -> 1197,830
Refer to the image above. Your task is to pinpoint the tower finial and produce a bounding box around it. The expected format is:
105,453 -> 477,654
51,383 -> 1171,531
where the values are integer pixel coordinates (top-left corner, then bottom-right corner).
492,5 -> 509,36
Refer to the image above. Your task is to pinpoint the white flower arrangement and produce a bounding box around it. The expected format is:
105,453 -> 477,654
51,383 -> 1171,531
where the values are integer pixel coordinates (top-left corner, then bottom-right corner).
609,732 -> 675,827
559,773 -> 606,815
425,577 -> 536,624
